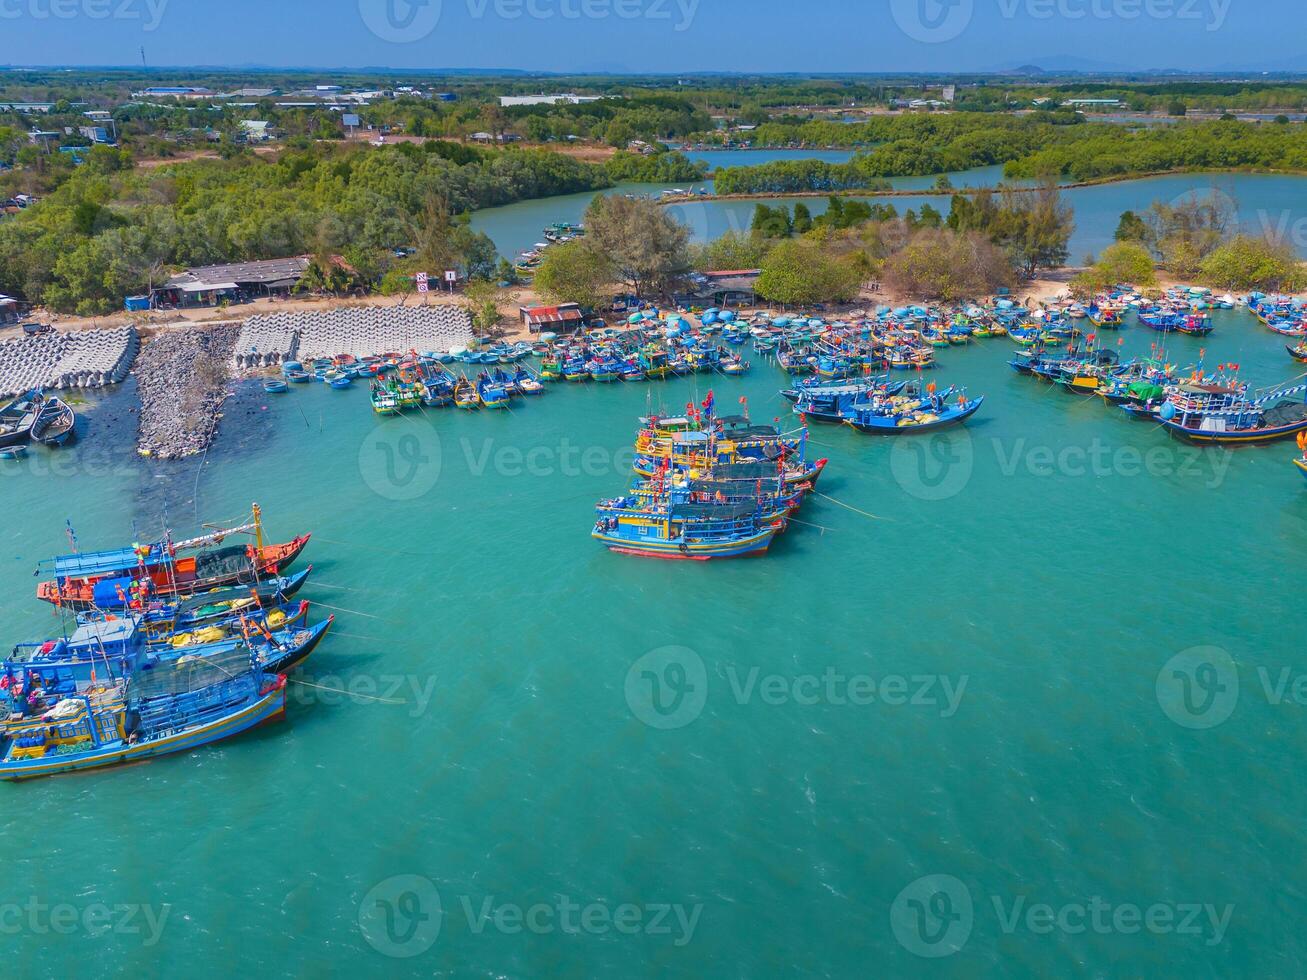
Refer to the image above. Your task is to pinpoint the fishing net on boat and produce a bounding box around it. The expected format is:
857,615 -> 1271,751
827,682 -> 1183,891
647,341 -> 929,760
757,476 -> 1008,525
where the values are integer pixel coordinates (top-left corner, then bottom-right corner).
1262,402 -> 1307,426
130,645 -> 258,699
194,546 -> 259,580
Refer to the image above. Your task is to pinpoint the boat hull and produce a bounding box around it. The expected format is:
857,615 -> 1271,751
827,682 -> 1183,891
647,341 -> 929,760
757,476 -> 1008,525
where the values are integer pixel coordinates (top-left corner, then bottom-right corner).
592,525 -> 780,559
0,679 -> 287,781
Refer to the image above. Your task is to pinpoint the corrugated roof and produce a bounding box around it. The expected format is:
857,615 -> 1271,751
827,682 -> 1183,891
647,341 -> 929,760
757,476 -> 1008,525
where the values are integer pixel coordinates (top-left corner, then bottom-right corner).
163,256 -> 311,290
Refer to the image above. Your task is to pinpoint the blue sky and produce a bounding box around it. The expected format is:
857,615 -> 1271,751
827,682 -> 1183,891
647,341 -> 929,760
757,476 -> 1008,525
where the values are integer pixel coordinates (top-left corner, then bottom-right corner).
0,0 -> 1297,74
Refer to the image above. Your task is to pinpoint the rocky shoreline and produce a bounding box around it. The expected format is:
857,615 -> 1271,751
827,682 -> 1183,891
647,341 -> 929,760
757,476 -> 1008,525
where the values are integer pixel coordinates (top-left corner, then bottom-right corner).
135,324 -> 240,459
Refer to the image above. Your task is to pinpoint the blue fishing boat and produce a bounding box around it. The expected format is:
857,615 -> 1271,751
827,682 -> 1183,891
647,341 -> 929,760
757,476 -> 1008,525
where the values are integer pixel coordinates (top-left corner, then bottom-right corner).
593,497 -> 784,560
0,389 -> 41,449
1158,382 -> 1307,445
844,384 -> 983,434
1139,311 -> 1214,336
263,379 -> 289,394
0,647 -> 288,781
786,377 -> 907,423
476,373 -> 512,409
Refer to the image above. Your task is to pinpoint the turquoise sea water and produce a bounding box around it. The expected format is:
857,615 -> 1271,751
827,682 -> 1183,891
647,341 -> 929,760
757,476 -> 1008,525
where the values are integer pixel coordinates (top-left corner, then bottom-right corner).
6,309 -> 1307,975
472,170 -> 1307,263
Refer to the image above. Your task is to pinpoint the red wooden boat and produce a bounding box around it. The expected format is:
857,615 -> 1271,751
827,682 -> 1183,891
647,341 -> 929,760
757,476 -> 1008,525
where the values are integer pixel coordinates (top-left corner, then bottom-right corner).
35,505 -> 310,612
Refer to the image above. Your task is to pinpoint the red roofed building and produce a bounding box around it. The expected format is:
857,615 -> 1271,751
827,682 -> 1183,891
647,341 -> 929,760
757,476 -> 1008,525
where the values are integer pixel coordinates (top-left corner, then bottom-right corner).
520,303 -> 585,333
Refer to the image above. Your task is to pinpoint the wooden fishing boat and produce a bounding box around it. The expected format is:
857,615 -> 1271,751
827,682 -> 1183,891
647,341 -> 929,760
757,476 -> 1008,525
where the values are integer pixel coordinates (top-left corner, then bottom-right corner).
477,374 -> 511,409
35,506 -> 310,611
370,381 -> 400,415
1287,342 -> 1307,363
1294,433 -> 1307,481
1159,383 -> 1307,445
0,389 -> 42,448
453,378 -> 480,410
31,397 -> 76,445
844,386 -> 983,434
0,658 -> 287,781
593,499 -> 784,560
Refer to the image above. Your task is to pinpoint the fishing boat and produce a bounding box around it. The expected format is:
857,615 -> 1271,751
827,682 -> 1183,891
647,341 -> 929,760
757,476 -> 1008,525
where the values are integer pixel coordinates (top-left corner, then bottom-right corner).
370,380 -> 401,415
477,373 -> 512,409
30,396 -> 76,445
1158,382 -> 1307,445
453,377 -> 480,409
323,371 -> 353,389
0,649 -> 288,781
1294,433 -> 1307,481
539,356 -> 563,382
0,446 -> 27,460
844,384 -> 983,434
1139,311 -> 1214,336
1288,341 -> 1307,363
593,497 -> 785,560
786,377 -> 907,423
35,506 -> 310,611
0,389 -> 42,448
263,379 -> 289,395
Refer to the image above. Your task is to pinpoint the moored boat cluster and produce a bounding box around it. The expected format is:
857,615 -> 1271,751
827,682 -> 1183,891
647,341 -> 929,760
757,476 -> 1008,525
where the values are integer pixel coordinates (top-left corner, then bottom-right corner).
0,504 -> 329,780
592,393 -> 828,559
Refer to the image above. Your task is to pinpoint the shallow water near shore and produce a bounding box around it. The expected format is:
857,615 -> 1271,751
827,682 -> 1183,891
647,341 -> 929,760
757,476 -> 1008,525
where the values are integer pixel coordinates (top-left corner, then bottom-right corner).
5,309 -> 1307,975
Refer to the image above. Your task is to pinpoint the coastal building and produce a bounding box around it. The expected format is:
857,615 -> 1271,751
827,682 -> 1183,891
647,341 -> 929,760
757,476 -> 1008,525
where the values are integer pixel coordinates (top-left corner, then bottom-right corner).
130,86 -> 216,100
0,294 -> 18,325
498,94 -> 605,107
0,102 -> 55,113
152,257 -> 314,308
677,270 -> 761,308
77,125 -> 112,144
239,120 -> 275,142
520,303 -> 585,334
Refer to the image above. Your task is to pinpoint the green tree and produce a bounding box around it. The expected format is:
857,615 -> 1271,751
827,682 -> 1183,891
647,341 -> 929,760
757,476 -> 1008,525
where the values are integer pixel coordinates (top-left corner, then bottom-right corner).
1198,235 -> 1306,291
882,228 -> 1013,302
1071,241 -> 1158,296
750,203 -> 793,238
532,239 -> 613,309
581,193 -> 691,298
756,239 -> 861,306
1114,210 -> 1149,243
691,230 -> 769,271
792,202 -> 813,235
463,278 -> 505,336
994,182 -> 1074,278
